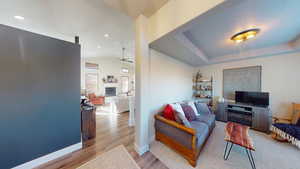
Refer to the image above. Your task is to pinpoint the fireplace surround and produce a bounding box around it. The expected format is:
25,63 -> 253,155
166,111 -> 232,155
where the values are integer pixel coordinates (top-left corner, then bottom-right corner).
105,87 -> 116,97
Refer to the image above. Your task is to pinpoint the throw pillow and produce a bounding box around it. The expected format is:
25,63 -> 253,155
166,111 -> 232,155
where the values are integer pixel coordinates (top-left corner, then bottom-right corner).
195,102 -> 212,116
181,103 -> 197,121
173,110 -> 183,124
170,103 -> 192,128
170,103 -> 185,117
174,110 -> 191,128
187,101 -> 199,115
162,104 -> 175,121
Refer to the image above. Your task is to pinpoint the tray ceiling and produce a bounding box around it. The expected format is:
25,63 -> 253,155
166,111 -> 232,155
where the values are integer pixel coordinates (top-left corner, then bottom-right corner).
150,0 -> 300,66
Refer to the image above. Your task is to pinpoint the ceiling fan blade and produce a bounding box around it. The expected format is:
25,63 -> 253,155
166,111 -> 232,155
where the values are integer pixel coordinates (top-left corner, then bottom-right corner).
120,59 -> 133,63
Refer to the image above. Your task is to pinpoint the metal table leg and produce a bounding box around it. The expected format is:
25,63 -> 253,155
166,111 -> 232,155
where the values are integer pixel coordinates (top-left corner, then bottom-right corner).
223,141 -> 233,160
245,148 -> 256,169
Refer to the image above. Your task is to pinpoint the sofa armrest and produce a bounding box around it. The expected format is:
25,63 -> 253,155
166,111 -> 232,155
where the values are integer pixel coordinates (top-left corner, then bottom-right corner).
155,115 -> 196,135
155,115 -> 196,150
272,116 -> 292,124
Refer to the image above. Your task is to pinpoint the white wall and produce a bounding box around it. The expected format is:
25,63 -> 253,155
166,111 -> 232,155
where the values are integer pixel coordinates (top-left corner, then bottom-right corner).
134,0 -> 224,153
148,49 -> 194,140
82,57 -> 135,96
135,15 -> 151,155
197,52 -> 300,119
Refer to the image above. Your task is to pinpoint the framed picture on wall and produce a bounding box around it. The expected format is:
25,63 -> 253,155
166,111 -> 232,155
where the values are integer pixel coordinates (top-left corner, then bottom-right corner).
223,66 -> 262,100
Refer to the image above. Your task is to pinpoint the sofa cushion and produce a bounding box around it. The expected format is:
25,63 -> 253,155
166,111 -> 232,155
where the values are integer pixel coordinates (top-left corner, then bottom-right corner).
190,121 -> 209,148
181,103 -> 197,121
162,104 -> 175,121
196,114 -> 216,132
195,102 -> 212,115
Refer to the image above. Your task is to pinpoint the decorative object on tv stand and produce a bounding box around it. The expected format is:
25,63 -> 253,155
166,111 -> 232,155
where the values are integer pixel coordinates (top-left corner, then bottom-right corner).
102,75 -> 118,83
193,71 -> 213,105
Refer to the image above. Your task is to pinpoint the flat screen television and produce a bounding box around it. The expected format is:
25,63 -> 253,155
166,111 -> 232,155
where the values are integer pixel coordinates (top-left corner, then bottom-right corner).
235,91 -> 269,107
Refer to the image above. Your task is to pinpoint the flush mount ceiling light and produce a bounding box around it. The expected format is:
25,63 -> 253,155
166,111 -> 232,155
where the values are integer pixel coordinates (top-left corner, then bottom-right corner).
231,28 -> 260,43
14,15 -> 25,20
104,34 -> 109,38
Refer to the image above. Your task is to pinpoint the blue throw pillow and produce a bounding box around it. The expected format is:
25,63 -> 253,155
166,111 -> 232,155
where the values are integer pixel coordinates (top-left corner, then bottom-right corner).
195,102 -> 211,116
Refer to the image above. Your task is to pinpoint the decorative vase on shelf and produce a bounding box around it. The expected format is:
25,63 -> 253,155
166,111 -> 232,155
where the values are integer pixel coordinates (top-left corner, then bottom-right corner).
196,71 -> 202,80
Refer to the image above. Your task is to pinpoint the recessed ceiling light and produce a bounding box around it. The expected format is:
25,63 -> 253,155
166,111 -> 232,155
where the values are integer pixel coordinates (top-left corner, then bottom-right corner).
104,34 -> 109,38
14,16 -> 25,20
97,45 -> 101,49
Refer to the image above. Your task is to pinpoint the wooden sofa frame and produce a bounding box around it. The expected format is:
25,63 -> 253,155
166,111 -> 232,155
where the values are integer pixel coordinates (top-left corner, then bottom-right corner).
155,114 -> 208,167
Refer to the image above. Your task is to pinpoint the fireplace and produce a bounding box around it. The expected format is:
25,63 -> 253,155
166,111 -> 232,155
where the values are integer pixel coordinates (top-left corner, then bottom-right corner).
105,87 -> 116,97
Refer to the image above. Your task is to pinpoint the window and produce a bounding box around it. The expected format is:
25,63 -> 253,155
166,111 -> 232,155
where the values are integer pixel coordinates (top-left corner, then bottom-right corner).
121,76 -> 129,93
85,63 -> 99,94
121,68 -> 129,73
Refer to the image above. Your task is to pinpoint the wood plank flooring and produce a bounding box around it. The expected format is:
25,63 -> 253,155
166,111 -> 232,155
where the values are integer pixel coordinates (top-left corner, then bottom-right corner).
37,108 -> 168,169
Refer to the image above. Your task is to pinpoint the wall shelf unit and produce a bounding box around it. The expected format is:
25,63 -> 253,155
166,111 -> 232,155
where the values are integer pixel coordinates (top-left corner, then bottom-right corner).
193,71 -> 213,106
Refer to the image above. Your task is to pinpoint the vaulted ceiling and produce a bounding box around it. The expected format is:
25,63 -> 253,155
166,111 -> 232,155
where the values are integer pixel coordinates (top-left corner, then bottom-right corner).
0,0 -> 135,59
104,0 -> 169,18
150,0 -> 300,67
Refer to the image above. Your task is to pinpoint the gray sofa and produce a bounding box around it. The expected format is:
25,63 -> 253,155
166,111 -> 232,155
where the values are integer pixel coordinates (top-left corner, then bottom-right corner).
155,102 -> 215,167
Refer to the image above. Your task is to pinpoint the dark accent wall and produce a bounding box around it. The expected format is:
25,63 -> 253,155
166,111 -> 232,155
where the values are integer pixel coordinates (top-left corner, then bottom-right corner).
0,24 -> 81,169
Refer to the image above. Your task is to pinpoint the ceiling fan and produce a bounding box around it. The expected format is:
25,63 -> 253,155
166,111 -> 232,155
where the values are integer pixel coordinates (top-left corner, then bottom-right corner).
120,47 -> 134,63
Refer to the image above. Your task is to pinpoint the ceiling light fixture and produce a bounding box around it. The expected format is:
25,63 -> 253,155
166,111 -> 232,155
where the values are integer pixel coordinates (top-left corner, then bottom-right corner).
120,47 -> 133,63
97,45 -> 101,49
14,15 -> 25,20
104,34 -> 109,38
231,28 -> 260,43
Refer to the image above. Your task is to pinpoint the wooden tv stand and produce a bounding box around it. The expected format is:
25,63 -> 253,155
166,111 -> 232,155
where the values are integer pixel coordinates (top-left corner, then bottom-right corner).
216,102 -> 272,134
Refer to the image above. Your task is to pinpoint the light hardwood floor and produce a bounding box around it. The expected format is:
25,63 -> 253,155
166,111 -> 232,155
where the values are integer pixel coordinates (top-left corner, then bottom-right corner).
37,108 -> 168,169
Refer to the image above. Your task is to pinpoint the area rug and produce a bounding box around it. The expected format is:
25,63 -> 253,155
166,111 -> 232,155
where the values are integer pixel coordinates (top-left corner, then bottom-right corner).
150,122 -> 300,169
77,145 -> 140,169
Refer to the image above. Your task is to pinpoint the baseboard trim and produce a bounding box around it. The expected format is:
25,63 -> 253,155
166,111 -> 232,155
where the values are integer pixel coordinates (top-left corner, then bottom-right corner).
134,143 -> 149,155
12,142 -> 82,169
